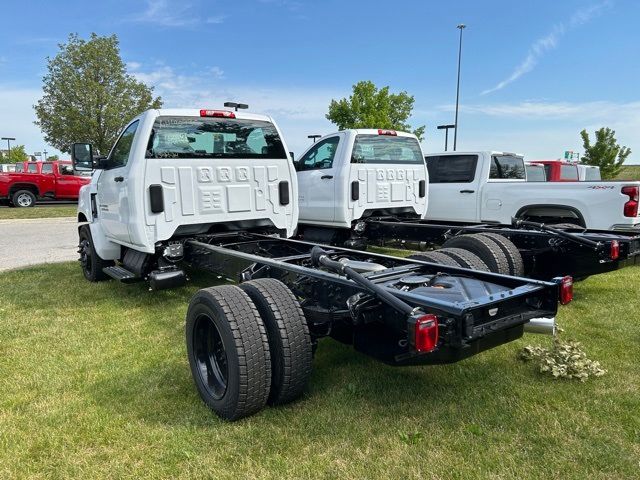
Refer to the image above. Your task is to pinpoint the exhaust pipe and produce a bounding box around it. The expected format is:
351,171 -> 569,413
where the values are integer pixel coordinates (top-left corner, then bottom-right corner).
524,317 -> 556,335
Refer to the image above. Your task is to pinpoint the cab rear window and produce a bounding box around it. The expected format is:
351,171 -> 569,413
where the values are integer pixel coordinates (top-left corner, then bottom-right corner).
489,155 -> 525,180
351,135 -> 423,164
146,116 -> 287,159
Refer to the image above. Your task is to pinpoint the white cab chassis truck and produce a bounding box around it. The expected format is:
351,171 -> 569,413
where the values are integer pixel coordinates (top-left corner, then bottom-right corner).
72,110 -> 561,421
295,137 -> 640,281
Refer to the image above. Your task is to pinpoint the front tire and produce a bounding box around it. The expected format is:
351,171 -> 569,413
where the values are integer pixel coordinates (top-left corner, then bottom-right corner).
78,225 -> 113,281
186,285 -> 272,421
240,279 -> 313,405
12,190 -> 36,208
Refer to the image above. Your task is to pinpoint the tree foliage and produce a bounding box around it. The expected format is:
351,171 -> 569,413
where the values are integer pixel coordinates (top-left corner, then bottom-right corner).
326,81 -> 425,140
34,33 -> 162,155
46,155 -> 60,161
0,145 -> 28,163
580,127 -> 631,179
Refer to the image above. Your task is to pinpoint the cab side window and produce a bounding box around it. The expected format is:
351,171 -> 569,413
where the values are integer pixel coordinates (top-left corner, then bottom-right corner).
41,164 -> 53,174
296,137 -> 339,171
27,163 -> 38,173
109,121 -> 139,168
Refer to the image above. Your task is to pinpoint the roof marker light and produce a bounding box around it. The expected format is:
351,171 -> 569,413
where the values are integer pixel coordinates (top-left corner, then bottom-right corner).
200,109 -> 235,118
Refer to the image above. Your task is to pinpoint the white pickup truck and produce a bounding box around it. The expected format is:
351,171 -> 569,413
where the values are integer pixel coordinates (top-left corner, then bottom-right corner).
424,151 -> 640,232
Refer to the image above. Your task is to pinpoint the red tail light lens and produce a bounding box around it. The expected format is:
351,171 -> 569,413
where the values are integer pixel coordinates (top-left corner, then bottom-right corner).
377,129 -> 397,136
622,186 -> 639,217
200,109 -> 236,119
556,275 -> 573,305
610,240 -> 620,260
412,314 -> 439,353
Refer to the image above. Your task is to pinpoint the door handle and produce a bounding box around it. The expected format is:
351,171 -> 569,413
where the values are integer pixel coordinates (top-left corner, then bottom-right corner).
114,176 -> 124,182
459,189 -> 475,193
321,175 -> 333,180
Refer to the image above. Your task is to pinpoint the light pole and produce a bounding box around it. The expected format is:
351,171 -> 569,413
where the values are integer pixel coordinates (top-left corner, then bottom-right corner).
453,24 -> 466,151
437,124 -> 455,151
43,149 -> 48,161
308,134 -> 322,143
2,137 -> 16,158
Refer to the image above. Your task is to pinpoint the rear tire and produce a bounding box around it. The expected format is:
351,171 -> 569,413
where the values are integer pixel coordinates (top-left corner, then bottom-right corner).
78,225 -> 113,282
438,247 -> 490,271
407,251 -> 460,267
12,189 -> 36,208
442,234 -> 510,274
240,279 -> 313,405
477,233 -> 524,277
186,285 -> 271,421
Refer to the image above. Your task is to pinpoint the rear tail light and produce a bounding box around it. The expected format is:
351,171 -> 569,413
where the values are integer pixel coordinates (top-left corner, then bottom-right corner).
410,314 -> 439,353
554,275 -> 574,305
200,109 -> 236,118
610,240 -> 620,260
622,186 -> 639,217
377,129 -> 397,136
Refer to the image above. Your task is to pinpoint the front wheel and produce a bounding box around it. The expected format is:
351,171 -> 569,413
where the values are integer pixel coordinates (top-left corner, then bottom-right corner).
78,225 -> 113,281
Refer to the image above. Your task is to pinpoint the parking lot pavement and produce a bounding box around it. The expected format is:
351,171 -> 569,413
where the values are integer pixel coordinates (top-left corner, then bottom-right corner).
0,217 -> 78,272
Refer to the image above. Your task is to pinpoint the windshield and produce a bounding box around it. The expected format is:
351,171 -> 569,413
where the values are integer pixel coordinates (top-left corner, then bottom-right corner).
584,167 -> 601,181
351,135 -> 423,164
526,165 -> 546,181
146,116 -> 287,159
560,164 -> 579,181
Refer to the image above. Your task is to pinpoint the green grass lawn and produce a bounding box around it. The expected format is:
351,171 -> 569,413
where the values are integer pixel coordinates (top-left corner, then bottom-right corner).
0,205 -> 77,220
615,165 -> 640,181
1,262 -> 638,479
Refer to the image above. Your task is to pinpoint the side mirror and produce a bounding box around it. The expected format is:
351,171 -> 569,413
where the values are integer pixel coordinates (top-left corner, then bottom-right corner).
71,143 -> 94,173
289,151 -> 295,161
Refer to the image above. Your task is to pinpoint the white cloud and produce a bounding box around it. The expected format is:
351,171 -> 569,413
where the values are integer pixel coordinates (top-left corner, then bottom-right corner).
0,86 -> 63,158
433,99 -> 640,162
127,63 -> 342,154
482,1 -> 612,95
128,0 -> 227,27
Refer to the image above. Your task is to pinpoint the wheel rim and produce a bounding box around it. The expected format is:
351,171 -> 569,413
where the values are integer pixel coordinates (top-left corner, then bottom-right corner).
79,238 -> 92,275
17,193 -> 32,207
193,314 -> 228,400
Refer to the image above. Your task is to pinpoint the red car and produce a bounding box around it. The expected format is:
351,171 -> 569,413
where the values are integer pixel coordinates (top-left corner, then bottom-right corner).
0,161 -> 90,207
529,160 -> 579,182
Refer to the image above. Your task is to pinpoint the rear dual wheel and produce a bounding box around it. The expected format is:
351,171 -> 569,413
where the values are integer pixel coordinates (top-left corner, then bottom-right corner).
186,280 -> 312,421
411,233 -> 524,276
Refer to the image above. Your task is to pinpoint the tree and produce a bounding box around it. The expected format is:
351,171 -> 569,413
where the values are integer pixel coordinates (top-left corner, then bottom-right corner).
0,145 -> 28,163
326,81 -> 425,140
34,33 -> 162,155
46,154 -> 60,161
580,127 -> 631,179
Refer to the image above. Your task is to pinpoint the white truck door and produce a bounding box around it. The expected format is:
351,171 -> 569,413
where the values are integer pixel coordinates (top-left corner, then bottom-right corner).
296,135 -> 341,223
424,154 -> 480,222
96,120 -> 139,243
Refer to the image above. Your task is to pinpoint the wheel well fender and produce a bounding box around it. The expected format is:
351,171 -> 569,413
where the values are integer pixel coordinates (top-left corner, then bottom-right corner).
515,204 -> 586,227
9,183 -> 39,196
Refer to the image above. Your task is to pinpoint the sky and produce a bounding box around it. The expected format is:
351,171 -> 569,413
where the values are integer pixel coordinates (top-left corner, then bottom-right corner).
0,0 -> 639,162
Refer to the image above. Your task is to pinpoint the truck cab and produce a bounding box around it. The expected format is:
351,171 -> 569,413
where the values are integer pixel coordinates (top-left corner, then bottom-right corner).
295,129 -> 427,233
74,108 -> 297,260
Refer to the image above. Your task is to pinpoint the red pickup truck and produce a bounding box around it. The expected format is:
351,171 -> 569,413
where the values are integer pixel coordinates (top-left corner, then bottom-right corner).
529,160 -> 579,182
0,161 -> 90,207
